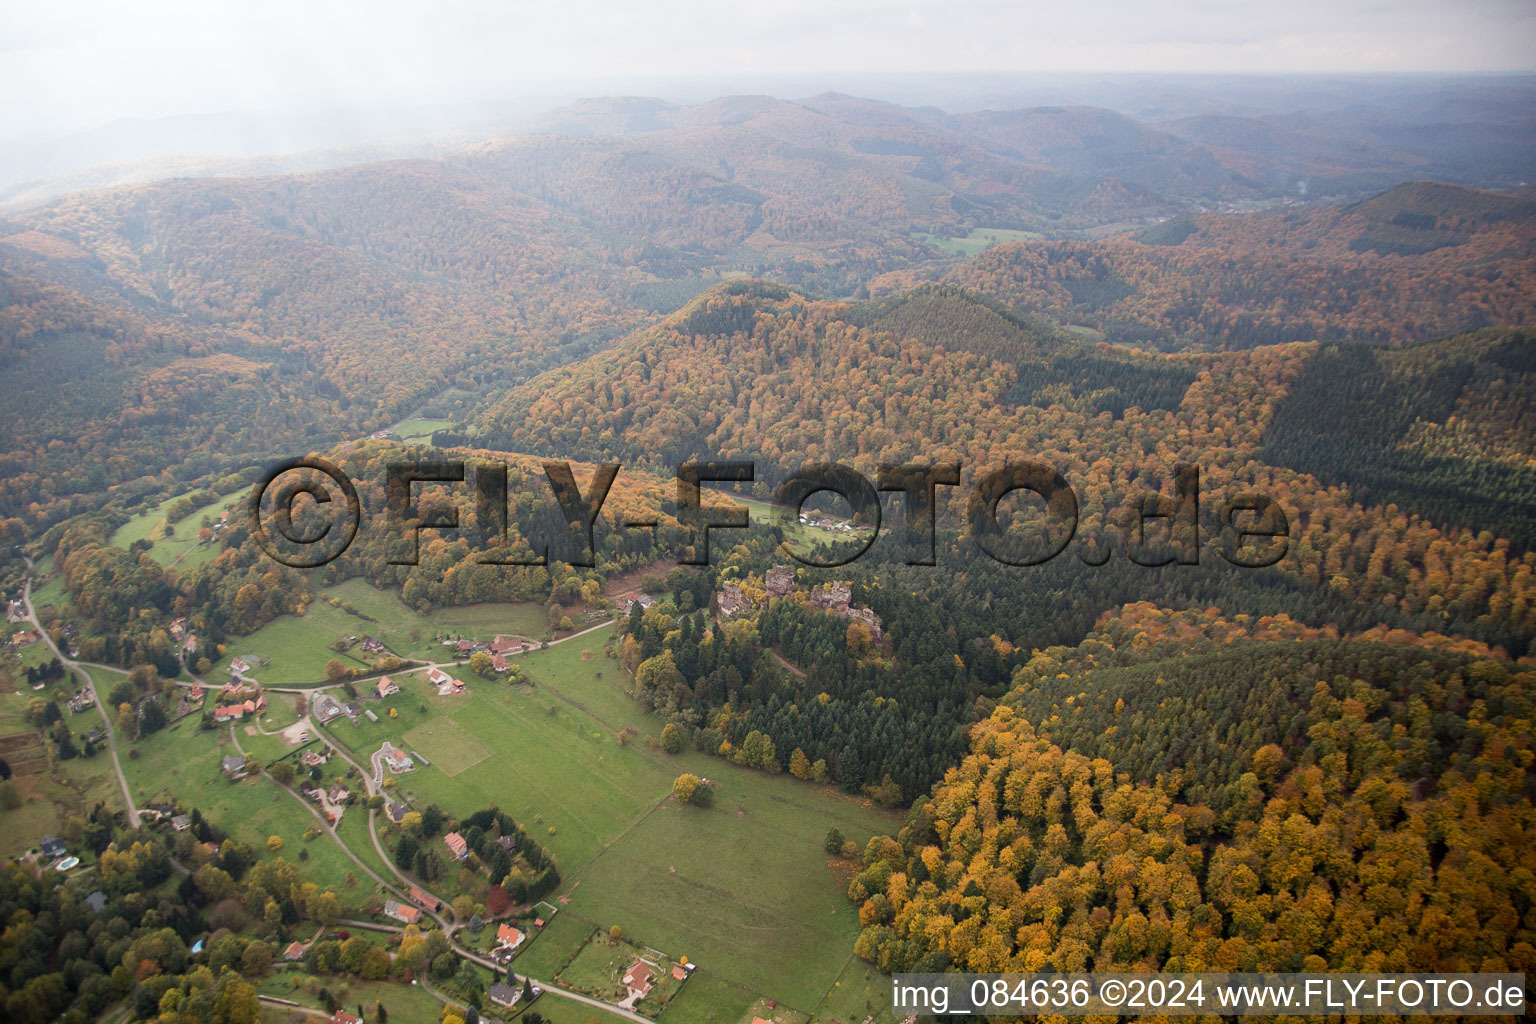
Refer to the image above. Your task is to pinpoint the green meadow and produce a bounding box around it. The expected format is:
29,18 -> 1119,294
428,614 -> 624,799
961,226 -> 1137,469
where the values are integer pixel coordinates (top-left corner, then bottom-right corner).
913,226 -> 1043,256
0,678 -> 125,859
221,578 -> 549,684
311,630 -> 897,1016
388,417 -> 457,442
109,489 -> 247,570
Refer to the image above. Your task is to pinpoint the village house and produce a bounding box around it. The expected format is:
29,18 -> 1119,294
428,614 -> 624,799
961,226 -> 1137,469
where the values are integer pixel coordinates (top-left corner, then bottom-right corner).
383,899 -> 420,925
40,836 -> 66,859
329,1012 -> 363,1024
491,637 -> 527,655
360,636 -> 385,654
188,683 -> 204,701
68,690 -> 94,713
386,800 -> 409,823
168,617 -> 187,641
182,633 -> 198,655
385,747 -> 415,773
300,748 -> 327,770
212,703 -> 246,723
313,694 -> 344,724
170,814 -> 192,832
443,831 -> 469,859
284,941 -> 305,961
427,667 -> 464,694
221,755 -> 247,779
327,782 -> 352,805
623,960 -> 656,1000
487,984 -> 520,1009
617,593 -> 655,613
11,628 -> 40,647
376,675 -> 399,698
409,885 -> 441,911
491,653 -> 509,674
495,922 -> 525,951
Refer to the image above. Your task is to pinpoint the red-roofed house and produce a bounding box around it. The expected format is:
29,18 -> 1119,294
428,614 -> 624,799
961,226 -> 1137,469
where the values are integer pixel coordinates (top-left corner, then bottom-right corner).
623,960 -> 656,999
443,831 -> 468,859
496,923 -> 525,950
383,899 -> 420,924
284,941 -> 305,961
376,675 -> 399,698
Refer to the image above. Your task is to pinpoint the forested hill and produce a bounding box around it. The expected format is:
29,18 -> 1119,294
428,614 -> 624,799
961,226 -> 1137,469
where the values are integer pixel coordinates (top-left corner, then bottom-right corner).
476,278 -> 1536,657
847,605 -> 1536,976
1264,329 -> 1536,552
912,181 -> 1536,349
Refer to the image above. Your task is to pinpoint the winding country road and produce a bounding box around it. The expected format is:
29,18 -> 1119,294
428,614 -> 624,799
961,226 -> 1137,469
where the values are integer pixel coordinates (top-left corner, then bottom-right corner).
20,559 -> 140,825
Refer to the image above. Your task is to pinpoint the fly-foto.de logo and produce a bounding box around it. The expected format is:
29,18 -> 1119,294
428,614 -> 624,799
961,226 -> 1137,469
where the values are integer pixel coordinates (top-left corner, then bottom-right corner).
246,457 -> 1290,571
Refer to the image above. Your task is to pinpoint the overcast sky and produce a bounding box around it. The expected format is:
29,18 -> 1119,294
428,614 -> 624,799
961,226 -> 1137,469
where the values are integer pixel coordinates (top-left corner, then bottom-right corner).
4,0 -> 1535,138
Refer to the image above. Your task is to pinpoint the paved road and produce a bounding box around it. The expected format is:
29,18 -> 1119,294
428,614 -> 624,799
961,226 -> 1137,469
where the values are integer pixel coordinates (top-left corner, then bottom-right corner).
20,560 -> 140,825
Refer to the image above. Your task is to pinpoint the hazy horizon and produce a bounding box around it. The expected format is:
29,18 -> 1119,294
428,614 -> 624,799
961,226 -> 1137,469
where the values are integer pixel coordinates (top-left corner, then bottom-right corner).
5,0 -> 1535,141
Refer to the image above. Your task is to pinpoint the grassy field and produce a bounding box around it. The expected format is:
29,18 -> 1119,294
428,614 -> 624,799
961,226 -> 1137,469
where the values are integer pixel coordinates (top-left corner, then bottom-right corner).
913,226 -> 1042,256
108,489 -> 247,570
257,971 -> 446,1022
732,496 -> 873,563
425,601 -> 550,639
656,973 -> 759,1024
539,990 -> 647,1024
806,958 -> 897,1024
28,567 -> 67,611
512,912 -> 598,979
0,677 -> 125,859
401,716 -> 491,776
221,578 -> 549,684
388,417 -> 457,442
